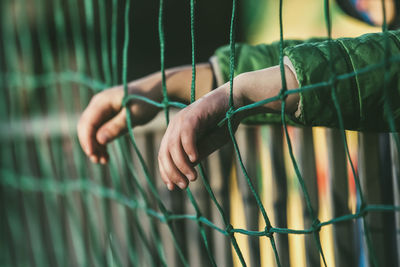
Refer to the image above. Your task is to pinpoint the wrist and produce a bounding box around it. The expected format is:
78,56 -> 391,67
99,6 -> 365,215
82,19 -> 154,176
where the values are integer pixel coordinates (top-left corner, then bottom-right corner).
168,63 -> 214,103
233,65 -> 300,119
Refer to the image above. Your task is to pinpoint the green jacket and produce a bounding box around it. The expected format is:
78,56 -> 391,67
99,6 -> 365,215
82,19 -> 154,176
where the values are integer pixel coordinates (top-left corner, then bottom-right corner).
211,30 -> 400,132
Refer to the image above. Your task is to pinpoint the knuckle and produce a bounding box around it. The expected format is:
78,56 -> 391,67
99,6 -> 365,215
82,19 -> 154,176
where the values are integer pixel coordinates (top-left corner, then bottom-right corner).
187,115 -> 198,126
181,118 -> 192,128
91,93 -> 102,104
157,153 -> 163,165
174,162 -> 189,176
174,159 -> 188,172
100,127 -> 113,138
181,134 -> 191,146
169,137 -> 180,149
162,164 -> 181,183
171,152 -> 191,173
170,173 -> 183,184
166,139 -> 181,157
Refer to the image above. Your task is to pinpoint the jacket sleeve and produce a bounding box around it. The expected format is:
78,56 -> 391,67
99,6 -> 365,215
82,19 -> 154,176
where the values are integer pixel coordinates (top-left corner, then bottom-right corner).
284,30 -> 400,132
212,31 -> 400,131
211,38 -> 326,125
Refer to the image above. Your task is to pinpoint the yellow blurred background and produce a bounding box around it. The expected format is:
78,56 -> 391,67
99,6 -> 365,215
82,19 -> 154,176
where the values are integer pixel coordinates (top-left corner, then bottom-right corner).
230,0 -> 381,266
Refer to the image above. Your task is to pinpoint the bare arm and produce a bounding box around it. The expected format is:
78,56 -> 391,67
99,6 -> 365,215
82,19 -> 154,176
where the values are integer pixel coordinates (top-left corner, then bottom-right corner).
77,63 -> 213,164
77,62 -> 299,191
158,65 -> 299,190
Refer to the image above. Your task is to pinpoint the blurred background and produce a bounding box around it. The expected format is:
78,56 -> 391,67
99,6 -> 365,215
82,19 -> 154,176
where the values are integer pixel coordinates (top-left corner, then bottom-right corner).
0,0 -> 398,266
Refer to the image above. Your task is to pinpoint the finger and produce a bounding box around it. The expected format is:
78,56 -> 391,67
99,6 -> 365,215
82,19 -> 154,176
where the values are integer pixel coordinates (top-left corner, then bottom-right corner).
96,110 -> 127,145
181,120 -> 199,163
89,155 -> 99,164
158,128 -> 174,188
77,116 -> 109,162
77,94 -> 119,156
170,138 -> 197,182
77,122 -> 98,156
158,147 -> 188,190
159,161 -> 175,191
99,152 -> 110,165
89,143 -> 109,164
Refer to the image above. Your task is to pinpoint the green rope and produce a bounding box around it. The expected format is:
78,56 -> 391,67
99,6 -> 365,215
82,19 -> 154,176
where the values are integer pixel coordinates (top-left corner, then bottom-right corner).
4,168 -> 398,236
197,164 -> 247,266
279,1 -> 327,266
99,0 -> 112,85
184,1 -> 218,258
381,0 -> 400,198
228,0 -> 237,108
227,117 -> 282,267
55,0 -> 106,263
83,0 -> 101,80
159,0 -> 170,124
111,0 -> 119,84
190,0 -> 197,103
122,2 -> 188,265
1,0 -> 400,266
323,1 -> 377,266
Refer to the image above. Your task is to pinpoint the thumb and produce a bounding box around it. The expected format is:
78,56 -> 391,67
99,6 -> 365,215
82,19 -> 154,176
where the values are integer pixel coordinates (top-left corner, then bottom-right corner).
96,110 -> 128,145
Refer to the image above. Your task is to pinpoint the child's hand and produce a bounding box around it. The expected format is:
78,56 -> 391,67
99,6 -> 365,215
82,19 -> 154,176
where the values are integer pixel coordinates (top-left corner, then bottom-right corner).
77,63 -> 213,165
158,65 -> 299,190
77,77 -> 163,164
158,85 -> 238,190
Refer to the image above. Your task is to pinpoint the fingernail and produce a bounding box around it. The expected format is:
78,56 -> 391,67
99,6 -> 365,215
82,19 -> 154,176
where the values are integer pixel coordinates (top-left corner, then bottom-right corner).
167,183 -> 174,191
188,154 -> 195,163
100,157 -> 108,165
186,173 -> 196,181
178,181 -> 187,190
90,155 -> 98,163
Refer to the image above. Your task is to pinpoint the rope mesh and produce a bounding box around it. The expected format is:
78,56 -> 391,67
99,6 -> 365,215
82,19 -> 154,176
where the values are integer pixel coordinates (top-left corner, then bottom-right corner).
0,0 -> 399,266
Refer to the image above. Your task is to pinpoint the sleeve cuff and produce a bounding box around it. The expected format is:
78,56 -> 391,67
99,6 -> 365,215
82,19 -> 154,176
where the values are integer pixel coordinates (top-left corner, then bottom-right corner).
283,56 -> 302,119
209,55 -> 226,87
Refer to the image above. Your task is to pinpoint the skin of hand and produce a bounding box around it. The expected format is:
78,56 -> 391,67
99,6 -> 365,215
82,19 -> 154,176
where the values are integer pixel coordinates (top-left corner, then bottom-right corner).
77,62 -> 299,191
77,63 -> 213,164
158,65 -> 299,190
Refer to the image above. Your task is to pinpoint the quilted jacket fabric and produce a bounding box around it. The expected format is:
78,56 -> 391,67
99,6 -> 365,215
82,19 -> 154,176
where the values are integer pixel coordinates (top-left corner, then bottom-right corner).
213,30 -> 400,132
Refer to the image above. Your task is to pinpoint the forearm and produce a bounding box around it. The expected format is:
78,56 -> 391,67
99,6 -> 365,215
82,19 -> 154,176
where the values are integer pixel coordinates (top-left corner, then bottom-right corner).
155,64 -> 301,190
232,65 -> 300,120
127,63 -> 213,104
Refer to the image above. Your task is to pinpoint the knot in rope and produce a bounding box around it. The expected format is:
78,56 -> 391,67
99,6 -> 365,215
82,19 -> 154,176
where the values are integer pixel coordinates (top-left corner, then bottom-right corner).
163,211 -> 171,223
225,224 -> 233,235
162,99 -> 170,109
225,107 -> 235,121
278,89 -> 287,101
329,75 -> 337,87
264,226 -> 273,238
195,212 -> 202,221
312,219 -> 321,232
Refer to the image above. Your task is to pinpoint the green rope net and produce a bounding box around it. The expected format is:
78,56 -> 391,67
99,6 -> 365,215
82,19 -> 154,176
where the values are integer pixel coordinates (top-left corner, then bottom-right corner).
0,0 -> 399,266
